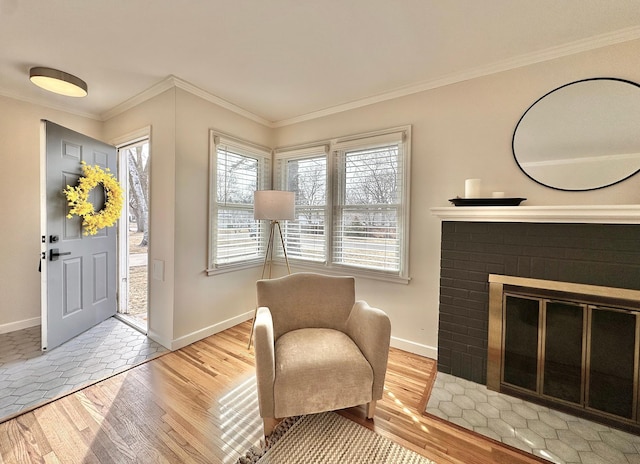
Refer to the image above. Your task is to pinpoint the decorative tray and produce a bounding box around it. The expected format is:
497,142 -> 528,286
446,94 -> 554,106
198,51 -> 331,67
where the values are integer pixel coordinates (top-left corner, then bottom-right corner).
448,197 -> 526,207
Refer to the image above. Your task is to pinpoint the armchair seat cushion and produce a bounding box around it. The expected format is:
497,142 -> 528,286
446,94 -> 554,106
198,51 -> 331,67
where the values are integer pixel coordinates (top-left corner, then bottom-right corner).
273,328 -> 374,418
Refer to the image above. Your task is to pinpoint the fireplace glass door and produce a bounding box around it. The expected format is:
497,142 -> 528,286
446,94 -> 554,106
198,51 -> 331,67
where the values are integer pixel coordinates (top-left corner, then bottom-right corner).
588,307 -> 638,419
502,292 -> 640,425
543,301 -> 585,405
503,295 -> 539,392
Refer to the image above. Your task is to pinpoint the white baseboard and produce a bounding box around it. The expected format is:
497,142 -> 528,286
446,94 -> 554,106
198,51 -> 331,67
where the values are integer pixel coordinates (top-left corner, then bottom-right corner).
390,335 -> 437,360
0,317 -> 40,335
153,313 -> 436,359
146,329 -> 172,351
0,315 -> 437,363
170,310 -> 254,351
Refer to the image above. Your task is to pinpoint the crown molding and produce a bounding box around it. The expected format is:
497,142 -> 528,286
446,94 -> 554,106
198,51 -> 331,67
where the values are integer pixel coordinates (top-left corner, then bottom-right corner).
5,25 -> 638,127
272,26 -> 640,128
101,75 -> 272,126
100,76 -> 176,122
0,89 -> 101,121
94,25 -> 640,127
171,77 -> 272,126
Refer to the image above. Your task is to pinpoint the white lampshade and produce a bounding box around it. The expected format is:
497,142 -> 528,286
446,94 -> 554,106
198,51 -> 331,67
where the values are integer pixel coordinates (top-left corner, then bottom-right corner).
254,190 -> 295,220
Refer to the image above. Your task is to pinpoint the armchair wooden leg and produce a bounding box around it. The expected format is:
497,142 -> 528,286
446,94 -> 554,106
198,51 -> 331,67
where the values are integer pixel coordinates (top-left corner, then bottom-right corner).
263,417 -> 279,436
366,400 -> 377,420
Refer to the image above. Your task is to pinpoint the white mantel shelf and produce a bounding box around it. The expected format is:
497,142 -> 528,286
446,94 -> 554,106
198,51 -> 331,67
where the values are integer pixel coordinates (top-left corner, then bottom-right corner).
430,205 -> 640,224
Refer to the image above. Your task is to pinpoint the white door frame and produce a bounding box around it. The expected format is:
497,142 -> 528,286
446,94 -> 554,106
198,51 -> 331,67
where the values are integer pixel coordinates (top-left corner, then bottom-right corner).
112,127 -> 151,329
117,146 -> 131,315
39,122 -> 48,348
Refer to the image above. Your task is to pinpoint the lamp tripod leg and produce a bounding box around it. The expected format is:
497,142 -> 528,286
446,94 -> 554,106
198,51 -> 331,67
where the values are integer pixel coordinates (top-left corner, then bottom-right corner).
261,222 -> 276,280
276,221 -> 291,275
250,221 -> 291,349
250,222 -> 276,349
248,306 -> 258,349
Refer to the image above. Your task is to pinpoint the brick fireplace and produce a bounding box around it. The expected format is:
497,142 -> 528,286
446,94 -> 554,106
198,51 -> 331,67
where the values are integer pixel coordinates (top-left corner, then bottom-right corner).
431,205 -> 640,386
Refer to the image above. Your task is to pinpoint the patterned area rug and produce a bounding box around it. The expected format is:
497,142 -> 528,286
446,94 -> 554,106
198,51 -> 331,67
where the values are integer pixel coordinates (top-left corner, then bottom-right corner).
237,411 -> 436,464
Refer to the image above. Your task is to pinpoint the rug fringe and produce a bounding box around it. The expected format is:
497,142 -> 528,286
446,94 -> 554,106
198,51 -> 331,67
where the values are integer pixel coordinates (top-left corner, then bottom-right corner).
235,416 -> 301,464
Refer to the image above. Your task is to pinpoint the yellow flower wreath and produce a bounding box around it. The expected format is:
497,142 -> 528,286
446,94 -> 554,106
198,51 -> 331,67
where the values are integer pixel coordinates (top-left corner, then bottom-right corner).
63,161 -> 124,235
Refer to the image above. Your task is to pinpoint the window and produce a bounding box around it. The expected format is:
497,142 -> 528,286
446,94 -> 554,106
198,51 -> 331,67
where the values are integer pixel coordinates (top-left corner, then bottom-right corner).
275,127 -> 410,281
276,147 -> 328,263
208,132 -> 271,273
334,141 -> 403,272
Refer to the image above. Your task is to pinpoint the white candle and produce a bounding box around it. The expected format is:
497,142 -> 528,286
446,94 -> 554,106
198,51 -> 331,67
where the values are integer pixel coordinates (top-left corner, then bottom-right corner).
492,191 -> 506,198
464,179 -> 482,198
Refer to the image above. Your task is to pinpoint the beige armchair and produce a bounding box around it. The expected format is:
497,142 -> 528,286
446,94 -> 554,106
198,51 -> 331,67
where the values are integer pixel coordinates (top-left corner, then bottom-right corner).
253,272 -> 391,436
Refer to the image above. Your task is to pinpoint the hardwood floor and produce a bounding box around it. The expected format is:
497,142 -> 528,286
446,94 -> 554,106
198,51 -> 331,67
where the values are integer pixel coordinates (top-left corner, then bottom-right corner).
0,321 -> 545,464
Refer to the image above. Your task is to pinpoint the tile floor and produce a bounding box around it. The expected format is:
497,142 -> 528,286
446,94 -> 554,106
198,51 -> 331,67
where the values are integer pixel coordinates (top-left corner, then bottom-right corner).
426,372 -> 640,464
0,317 -> 167,423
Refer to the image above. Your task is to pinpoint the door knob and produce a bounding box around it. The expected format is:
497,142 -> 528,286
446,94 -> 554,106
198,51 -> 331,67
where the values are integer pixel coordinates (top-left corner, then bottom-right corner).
49,249 -> 71,261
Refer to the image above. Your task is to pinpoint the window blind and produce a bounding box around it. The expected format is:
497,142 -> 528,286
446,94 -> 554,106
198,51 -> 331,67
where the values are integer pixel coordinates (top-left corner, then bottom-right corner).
275,148 -> 328,263
212,135 -> 271,268
333,142 -> 404,272
271,126 -> 410,280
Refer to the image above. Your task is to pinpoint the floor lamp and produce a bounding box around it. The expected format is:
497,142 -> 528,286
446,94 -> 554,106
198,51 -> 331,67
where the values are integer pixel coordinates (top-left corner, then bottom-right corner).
254,190 -> 295,279
248,190 -> 295,348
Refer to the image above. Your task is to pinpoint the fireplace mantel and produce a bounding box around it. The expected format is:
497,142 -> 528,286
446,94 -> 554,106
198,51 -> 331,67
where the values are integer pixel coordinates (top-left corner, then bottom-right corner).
431,204 -> 640,224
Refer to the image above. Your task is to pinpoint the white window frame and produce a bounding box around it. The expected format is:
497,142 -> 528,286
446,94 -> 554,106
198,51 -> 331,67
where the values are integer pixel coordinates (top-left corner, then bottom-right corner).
207,130 -> 271,275
274,144 -> 330,264
275,126 -> 411,283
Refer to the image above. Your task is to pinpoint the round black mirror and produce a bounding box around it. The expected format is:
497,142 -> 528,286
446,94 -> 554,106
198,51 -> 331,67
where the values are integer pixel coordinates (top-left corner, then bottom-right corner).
512,78 -> 640,191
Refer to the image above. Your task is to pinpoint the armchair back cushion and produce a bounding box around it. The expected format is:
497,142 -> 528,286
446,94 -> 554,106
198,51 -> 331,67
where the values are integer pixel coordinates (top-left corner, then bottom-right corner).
257,272 -> 355,341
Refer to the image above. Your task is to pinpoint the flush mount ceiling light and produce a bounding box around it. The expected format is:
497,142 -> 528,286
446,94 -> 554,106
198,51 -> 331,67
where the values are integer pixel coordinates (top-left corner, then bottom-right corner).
29,67 -> 88,97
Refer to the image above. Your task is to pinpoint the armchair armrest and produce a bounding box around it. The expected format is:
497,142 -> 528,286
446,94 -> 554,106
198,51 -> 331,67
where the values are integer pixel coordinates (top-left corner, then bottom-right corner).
254,306 -> 276,418
345,300 -> 391,400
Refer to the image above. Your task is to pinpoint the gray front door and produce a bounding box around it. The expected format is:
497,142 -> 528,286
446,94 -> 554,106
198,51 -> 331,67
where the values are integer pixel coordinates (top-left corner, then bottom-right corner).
40,121 -> 118,351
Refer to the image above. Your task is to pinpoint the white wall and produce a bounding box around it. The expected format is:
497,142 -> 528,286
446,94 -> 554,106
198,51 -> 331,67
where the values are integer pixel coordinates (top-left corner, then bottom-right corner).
102,89 -> 177,347
102,88 -> 273,349
273,39 -> 640,357
3,38 -> 640,355
172,89 -> 273,347
0,96 -> 102,333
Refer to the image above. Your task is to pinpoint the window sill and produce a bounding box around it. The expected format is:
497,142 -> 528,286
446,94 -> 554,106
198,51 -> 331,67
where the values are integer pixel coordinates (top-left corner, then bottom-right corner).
206,259 -> 410,284
205,259 -> 262,276
286,260 -> 411,285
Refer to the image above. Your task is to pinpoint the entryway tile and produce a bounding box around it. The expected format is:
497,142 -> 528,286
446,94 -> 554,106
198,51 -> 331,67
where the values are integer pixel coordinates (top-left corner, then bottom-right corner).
0,317 -> 167,423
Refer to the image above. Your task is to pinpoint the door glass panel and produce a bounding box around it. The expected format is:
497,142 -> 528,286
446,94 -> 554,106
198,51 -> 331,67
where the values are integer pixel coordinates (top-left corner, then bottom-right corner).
543,301 -> 584,404
503,295 -> 539,392
588,307 -> 636,418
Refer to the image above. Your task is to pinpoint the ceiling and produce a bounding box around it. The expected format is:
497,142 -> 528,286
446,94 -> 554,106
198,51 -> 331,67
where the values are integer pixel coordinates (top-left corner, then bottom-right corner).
1,0 -> 640,126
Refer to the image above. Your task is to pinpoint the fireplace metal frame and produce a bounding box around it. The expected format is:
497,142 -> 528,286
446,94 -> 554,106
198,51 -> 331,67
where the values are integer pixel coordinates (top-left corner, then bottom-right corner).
487,274 -> 640,430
